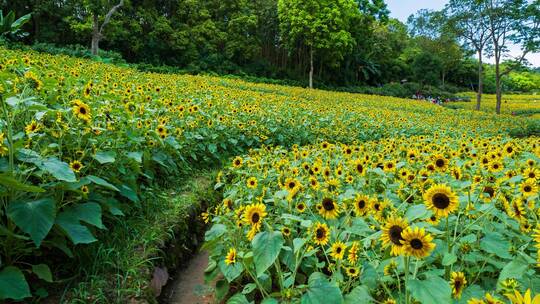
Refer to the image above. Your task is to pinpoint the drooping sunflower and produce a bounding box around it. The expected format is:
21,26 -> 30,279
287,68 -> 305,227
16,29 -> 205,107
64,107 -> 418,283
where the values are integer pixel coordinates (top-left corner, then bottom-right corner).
246,177 -> 258,189
401,227 -> 436,258
520,180 -> 538,197
72,99 -> 91,122
318,197 -> 340,219
329,241 -> 346,260
348,241 -> 359,263
450,271 -> 467,299
353,194 -> 370,216
225,248 -> 237,265
312,222 -> 330,246
424,184 -> 459,217
383,260 -> 397,276
380,216 -> 408,256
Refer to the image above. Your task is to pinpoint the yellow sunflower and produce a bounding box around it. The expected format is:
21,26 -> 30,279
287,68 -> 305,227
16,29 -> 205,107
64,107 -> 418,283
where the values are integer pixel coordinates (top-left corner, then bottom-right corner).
353,194 -> 370,216
450,271 -> 467,299
225,248 -> 237,265
505,289 -> 540,304
312,222 -> 330,246
329,241 -> 346,260
401,227 -> 436,258
232,156 -> 243,168
72,99 -> 91,122
345,266 -> 360,277
243,203 -> 267,231
246,177 -> 258,189
520,180 -> 538,197
424,184 -> 459,217
318,197 -> 340,219
380,216 -> 408,256
348,241 -> 359,263
70,160 -> 84,172
25,120 -> 42,135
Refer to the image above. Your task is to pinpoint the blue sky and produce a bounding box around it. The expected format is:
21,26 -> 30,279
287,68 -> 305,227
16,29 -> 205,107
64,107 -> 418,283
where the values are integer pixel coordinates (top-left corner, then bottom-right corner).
385,0 -> 540,67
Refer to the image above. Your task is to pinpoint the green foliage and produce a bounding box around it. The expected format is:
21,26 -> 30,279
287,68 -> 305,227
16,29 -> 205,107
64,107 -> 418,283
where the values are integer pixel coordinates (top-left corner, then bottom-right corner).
0,10 -> 31,40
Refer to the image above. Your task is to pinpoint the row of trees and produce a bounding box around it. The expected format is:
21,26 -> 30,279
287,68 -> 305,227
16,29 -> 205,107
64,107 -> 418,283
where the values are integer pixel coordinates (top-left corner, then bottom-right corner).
1,0 -> 539,112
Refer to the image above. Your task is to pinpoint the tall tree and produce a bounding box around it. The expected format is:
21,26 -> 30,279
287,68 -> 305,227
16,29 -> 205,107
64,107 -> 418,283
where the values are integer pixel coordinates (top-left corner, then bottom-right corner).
446,0 -> 491,110
486,0 -> 540,114
277,0 -> 358,88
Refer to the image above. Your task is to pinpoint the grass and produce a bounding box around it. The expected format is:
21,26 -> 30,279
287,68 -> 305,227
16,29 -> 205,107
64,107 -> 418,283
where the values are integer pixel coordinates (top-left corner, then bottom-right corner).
56,171 -> 220,304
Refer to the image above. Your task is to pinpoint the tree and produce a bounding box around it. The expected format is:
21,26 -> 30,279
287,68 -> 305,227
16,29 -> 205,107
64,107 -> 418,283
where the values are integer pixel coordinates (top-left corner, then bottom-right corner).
411,51 -> 443,86
277,0 -> 358,88
486,0 -> 540,114
0,10 -> 31,40
446,0 -> 491,110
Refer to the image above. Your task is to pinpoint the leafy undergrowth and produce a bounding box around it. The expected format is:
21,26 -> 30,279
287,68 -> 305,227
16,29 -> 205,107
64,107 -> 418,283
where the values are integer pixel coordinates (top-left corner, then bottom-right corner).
59,171 -> 219,304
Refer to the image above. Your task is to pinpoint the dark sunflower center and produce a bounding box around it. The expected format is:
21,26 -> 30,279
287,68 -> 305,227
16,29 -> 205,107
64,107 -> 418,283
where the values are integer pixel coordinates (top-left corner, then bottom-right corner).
336,247 -> 342,253
289,182 -> 296,189
80,107 -> 87,114
251,212 -> 260,223
357,164 -> 363,173
298,204 -> 305,210
357,200 -> 366,209
484,186 -> 494,197
316,228 -> 325,239
454,280 -> 462,290
322,198 -> 335,211
524,186 -> 531,192
374,203 -> 380,211
389,226 -> 404,245
432,193 -> 450,209
436,159 -> 445,167
507,147 -> 513,153
430,215 -> 436,221
529,173 -> 535,178
410,239 -> 423,249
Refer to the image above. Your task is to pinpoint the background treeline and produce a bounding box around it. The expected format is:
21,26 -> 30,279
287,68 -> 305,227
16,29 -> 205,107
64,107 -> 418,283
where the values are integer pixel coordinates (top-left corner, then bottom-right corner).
1,0 -> 539,96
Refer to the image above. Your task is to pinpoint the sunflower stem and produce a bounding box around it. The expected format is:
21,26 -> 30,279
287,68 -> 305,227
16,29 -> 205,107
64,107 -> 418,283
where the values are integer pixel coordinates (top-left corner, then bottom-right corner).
445,216 -> 450,278
404,256 -> 410,304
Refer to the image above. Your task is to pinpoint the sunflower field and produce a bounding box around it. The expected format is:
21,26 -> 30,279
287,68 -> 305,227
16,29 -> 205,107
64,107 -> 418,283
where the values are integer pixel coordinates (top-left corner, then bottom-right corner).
0,46 -> 539,303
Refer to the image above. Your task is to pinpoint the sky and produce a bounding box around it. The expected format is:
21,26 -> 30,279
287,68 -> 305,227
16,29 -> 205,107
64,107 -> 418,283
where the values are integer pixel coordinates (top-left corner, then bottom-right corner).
385,0 -> 540,67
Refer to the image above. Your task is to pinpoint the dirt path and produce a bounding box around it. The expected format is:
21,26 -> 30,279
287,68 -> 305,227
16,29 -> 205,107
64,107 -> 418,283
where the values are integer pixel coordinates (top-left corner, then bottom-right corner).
164,251 -> 214,304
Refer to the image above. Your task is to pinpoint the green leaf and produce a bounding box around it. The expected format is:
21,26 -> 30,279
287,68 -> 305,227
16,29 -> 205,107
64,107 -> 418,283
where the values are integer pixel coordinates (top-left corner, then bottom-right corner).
252,231 -> 284,276
218,260 -> 244,282
442,252 -> 457,266
215,279 -> 229,300
241,283 -> 257,295
261,298 -> 279,304
93,151 -> 116,164
344,285 -> 373,304
7,198 -> 55,247
126,151 -> 143,163
497,256 -> 529,289
72,203 -> 104,229
85,175 -> 119,191
360,262 -> 377,290
205,224 -> 226,241
480,232 -> 511,259
0,266 -> 31,300
0,173 -> 45,192
405,204 -> 428,222
55,210 -> 97,245
119,184 -> 139,203
32,264 -> 53,283
227,293 -> 250,304
407,276 -> 452,304
301,272 -> 343,304
39,157 -> 76,182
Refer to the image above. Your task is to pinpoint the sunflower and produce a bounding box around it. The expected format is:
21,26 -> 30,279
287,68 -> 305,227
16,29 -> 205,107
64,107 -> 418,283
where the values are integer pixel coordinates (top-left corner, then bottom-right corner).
488,160 -> 504,173
243,203 -> 267,231
383,160 -> 396,172
380,216 -> 408,256
425,214 -> 440,225
25,120 -> 41,135
450,271 -> 467,299
504,289 -> 540,304
72,99 -> 91,122
225,248 -> 237,265
348,241 -> 359,263
352,159 -> 366,175
232,156 -> 243,168
70,160 -> 84,172
353,194 -> 370,216
312,222 -> 330,246
506,198 -> 526,221
246,177 -> 258,189
318,197 -> 340,219
520,180 -> 538,197
383,260 -> 397,276
296,202 -> 306,213
309,177 -> 320,189
81,185 -> 90,195
523,168 -> 539,181
424,184 -> 459,217
345,266 -> 360,277
330,241 -> 346,260
381,299 -> 397,304
401,227 -> 436,258
281,227 -> 291,237
432,154 -> 449,171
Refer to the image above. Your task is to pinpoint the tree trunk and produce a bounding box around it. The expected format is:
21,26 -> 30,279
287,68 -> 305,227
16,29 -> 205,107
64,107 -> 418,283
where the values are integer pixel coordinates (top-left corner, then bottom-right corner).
495,57 -> 502,114
442,72 -> 445,87
309,46 -> 313,89
476,49 -> 483,111
91,14 -> 100,56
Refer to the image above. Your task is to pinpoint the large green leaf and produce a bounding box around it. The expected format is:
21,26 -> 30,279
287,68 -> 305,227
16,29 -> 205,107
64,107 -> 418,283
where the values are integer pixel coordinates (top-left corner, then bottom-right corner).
227,293 -> 250,304
344,285 -> 373,304
85,175 -> 119,191
0,173 -> 45,192
72,203 -> 104,229
0,266 -> 31,300
497,256 -> 529,288
252,231 -> 284,276
39,157 -> 76,182
480,232 -> 511,259
93,151 -> 116,164
301,272 -> 343,304
55,210 -> 97,245
32,264 -> 53,283
407,276 -> 452,304
218,260 -> 244,282
7,198 -> 55,247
